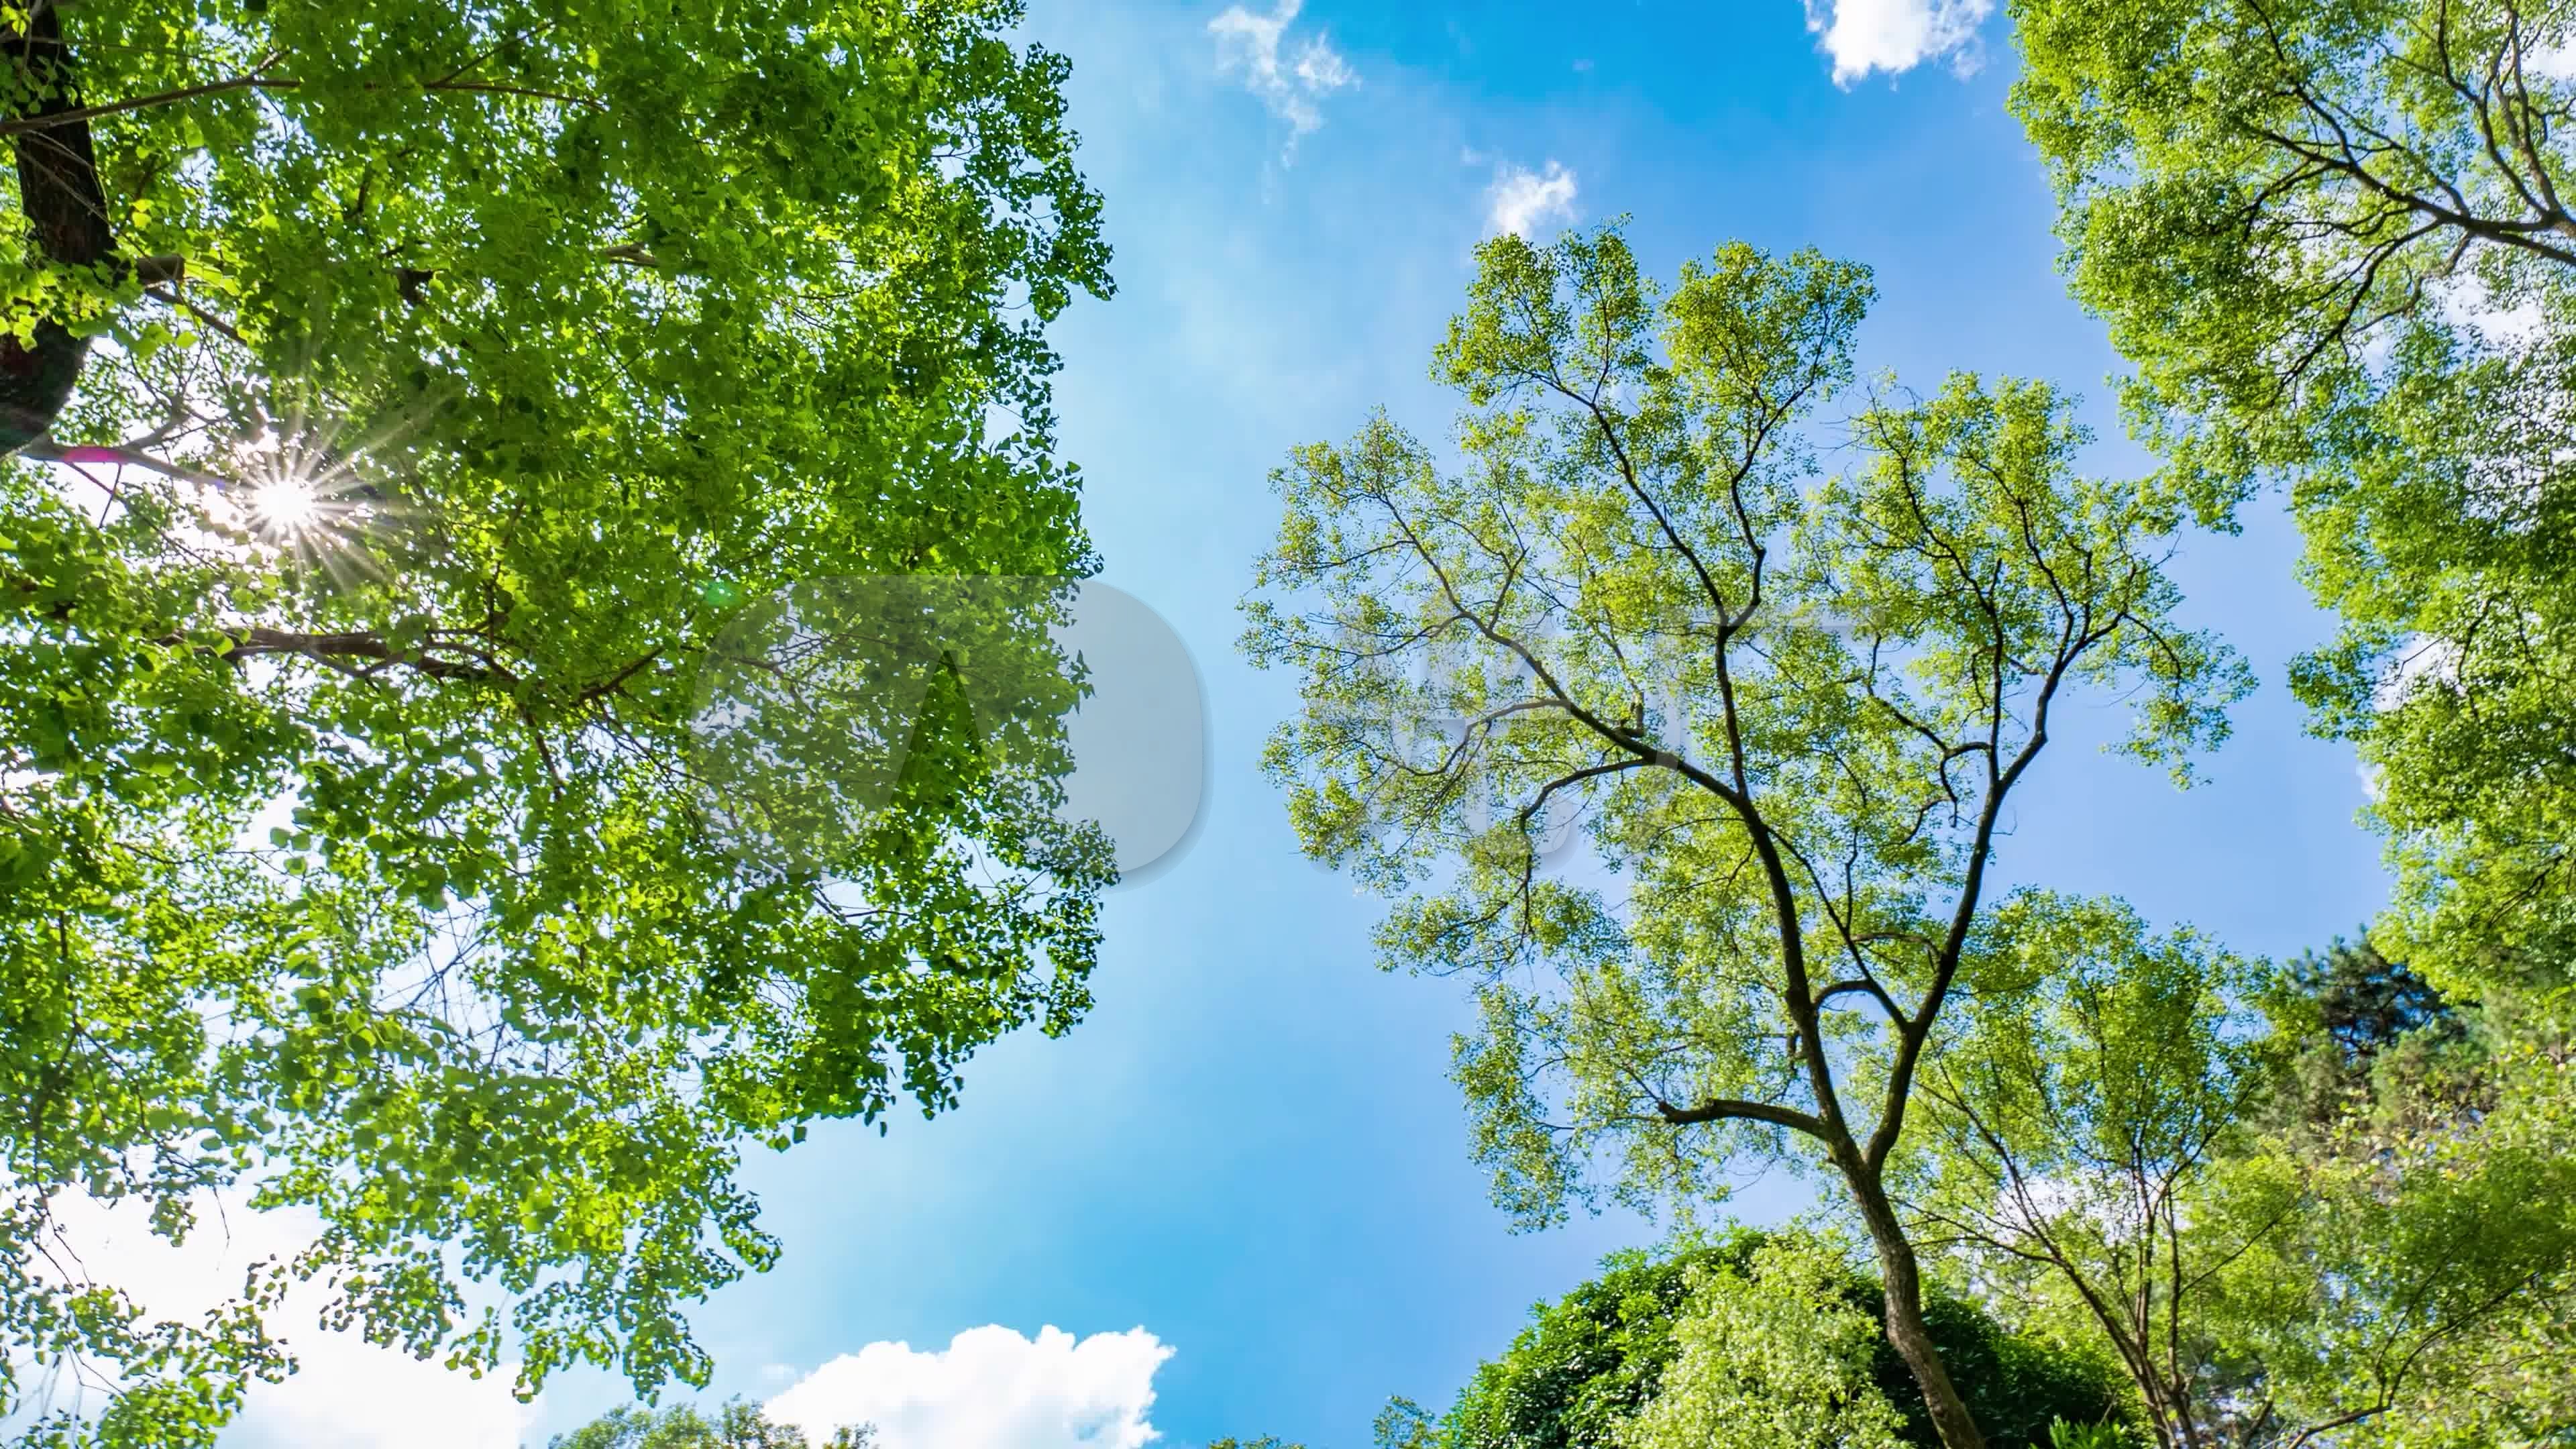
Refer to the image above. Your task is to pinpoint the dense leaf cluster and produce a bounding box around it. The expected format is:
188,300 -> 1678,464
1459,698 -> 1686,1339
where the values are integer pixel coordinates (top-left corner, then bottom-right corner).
1998,7 -> 2576,1436
1,1 -> 1112,1442
1396,1231 -> 2121,1449
2007,0 -> 2576,998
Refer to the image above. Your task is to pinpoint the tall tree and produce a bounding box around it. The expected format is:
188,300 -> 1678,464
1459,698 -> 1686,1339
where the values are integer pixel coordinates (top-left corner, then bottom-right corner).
1242,225 -> 2249,1449
1,1 -> 1112,1444
2006,0 -> 2576,996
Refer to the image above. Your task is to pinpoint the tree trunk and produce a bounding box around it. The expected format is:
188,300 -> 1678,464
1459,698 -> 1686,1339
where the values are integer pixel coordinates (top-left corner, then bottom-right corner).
3,0 -> 114,452
1849,1169 -> 1989,1449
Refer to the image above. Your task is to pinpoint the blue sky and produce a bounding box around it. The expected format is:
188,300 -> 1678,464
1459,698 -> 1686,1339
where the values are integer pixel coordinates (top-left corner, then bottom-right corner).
200,2 -> 2394,1445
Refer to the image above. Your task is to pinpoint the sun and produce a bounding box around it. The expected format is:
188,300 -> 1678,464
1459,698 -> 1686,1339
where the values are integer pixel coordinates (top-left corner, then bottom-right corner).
249,474 -> 323,535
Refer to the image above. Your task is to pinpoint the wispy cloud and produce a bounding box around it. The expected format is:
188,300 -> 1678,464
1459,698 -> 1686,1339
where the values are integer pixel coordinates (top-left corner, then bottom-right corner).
1210,0 -> 1357,156
1800,0 -> 1995,85
1486,161 -> 1580,239
764,1326 -> 1173,1449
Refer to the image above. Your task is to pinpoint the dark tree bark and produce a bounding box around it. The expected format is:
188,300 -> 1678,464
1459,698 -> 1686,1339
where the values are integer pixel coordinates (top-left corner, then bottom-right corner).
3,1 -> 113,452
1850,1168 -> 1990,1449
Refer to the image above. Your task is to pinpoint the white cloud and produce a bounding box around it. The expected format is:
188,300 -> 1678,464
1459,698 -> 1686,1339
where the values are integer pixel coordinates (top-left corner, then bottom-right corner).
17,1206 -> 1169,1449
2529,37 -> 2576,81
220,1341 -> 533,1449
2357,635 -> 2462,800
1801,0 -> 1996,85
2434,269 -> 2548,349
765,1326 -> 1172,1449
1486,162 -> 1580,239
1210,0 -> 1357,154
2375,635 -> 2460,713
4,1193 -> 535,1449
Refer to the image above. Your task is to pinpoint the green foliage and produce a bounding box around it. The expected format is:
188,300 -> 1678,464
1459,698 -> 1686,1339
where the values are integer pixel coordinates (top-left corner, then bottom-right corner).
1438,1234 -> 1771,1449
2006,0 -> 2576,998
1913,900 -> 2281,1442
2288,933 -> 2458,1061
2045,1421 -> 2127,1449
1618,1234 -> 1911,1449
1,1 -> 1112,1444
1242,226 -> 2242,1224
2259,932 -> 2477,1132
2000,9 -> 2576,1436
1243,221 -> 2244,1447
1375,1399 -> 1443,1449
2284,314 -> 2576,1001
1917,914 -> 2576,1446
548,1399 -> 873,1449
1895,1295 -> 2136,1449
1392,1230 -> 2123,1449
2219,963 -> 2576,1448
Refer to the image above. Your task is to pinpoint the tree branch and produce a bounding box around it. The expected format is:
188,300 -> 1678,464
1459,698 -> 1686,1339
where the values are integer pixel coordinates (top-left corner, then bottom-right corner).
1656,1094 -> 1830,1140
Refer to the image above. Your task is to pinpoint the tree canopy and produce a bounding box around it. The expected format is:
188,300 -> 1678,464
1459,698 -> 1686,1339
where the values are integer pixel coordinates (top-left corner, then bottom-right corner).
1913,908 -> 2576,1446
2007,0 -> 2576,997
1242,223 -> 2248,1448
1998,9 -> 2576,1430
1,1 -> 1112,1442
11,3 -> 2576,1446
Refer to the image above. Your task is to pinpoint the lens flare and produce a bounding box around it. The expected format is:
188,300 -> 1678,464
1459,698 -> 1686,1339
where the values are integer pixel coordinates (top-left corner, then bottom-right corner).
249,474 -> 322,535
197,412 -> 410,593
